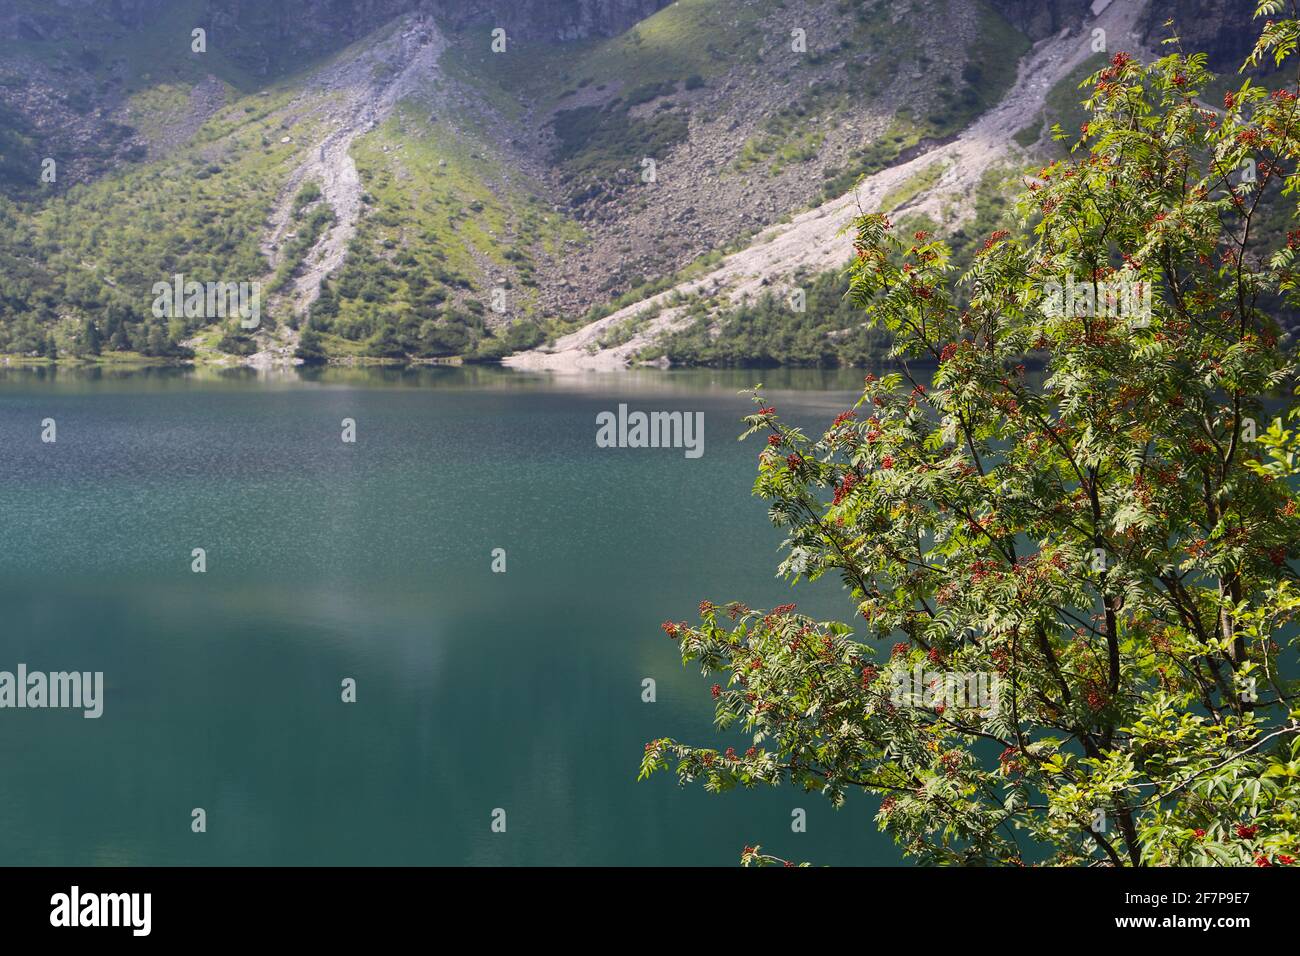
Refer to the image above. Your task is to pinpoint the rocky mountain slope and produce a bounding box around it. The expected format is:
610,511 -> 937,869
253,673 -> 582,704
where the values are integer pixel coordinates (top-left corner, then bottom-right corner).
0,0 -> 1267,367
506,0 -> 1149,370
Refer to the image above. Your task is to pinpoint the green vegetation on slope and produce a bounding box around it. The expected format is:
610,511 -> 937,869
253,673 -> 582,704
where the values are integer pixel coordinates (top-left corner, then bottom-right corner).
0,0 -> 1058,368
303,103 -> 583,360
0,98 -> 44,199
0,85 -> 307,358
647,268 -> 893,367
551,93 -> 690,197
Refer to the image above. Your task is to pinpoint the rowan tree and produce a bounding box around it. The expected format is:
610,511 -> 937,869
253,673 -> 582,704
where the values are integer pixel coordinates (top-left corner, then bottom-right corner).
641,8 -> 1300,867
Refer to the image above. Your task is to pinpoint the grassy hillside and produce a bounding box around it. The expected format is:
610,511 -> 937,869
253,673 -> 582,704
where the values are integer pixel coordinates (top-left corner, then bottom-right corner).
0,0 -> 1042,366
0,84 -> 306,358
0,98 -> 43,199
305,103 -> 586,360
0,28 -> 588,362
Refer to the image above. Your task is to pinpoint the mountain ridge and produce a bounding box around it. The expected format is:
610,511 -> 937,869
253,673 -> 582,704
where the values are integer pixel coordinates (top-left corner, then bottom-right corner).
0,0 -> 1267,368
505,0 -> 1150,370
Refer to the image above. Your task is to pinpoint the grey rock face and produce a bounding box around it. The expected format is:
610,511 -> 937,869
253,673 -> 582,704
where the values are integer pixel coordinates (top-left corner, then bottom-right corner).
0,0 -> 169,42
1143,0 -> 1263,73
987,0 -> 1093,41
0,1 -> 674,67
206,0 -> 674,71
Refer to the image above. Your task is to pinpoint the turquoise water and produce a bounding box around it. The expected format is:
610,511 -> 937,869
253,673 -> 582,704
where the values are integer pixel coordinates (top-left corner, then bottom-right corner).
0,365 -> 897,866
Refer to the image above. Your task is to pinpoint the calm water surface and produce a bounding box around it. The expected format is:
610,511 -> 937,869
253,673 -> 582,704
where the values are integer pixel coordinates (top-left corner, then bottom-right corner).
0,365 -> 899,865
